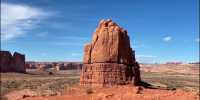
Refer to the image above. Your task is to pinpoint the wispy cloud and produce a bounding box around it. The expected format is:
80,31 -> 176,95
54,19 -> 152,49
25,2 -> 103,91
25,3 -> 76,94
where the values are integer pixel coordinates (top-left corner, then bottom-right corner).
1,3 -> 49,41
163,36 -> 172,42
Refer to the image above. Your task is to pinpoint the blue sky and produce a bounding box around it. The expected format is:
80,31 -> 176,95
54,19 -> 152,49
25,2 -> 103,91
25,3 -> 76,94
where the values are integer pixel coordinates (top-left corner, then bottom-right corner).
1,0 -> 199,63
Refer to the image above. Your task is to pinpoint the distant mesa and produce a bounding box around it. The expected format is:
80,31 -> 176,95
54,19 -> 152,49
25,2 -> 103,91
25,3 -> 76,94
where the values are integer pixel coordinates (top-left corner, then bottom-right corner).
80,19 -> 141,87
0,51 -> 26,73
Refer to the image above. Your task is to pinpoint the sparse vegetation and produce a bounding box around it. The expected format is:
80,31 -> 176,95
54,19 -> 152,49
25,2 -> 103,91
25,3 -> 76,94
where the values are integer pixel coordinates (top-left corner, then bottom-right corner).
0,70 -> 80,98
141,71 -> 199,91
0,64 -> 199,99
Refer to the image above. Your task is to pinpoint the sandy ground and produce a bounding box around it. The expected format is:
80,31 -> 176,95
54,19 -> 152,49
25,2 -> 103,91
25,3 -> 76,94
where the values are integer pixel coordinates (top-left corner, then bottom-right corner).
2,64 -> 199,100
140,64 -> 199,75
23,85 -> 199,100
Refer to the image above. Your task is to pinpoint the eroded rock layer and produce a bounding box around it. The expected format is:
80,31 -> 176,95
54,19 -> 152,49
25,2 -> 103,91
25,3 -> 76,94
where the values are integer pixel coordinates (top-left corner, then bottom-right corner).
80,19 -> 141,87
80,63 -> 131,87
83,19 -> 135,65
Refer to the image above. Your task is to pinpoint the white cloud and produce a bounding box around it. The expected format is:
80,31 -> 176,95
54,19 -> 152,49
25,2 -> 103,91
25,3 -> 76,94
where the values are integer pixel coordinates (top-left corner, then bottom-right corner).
1,3 -> 48,40
163,36 -> 172,42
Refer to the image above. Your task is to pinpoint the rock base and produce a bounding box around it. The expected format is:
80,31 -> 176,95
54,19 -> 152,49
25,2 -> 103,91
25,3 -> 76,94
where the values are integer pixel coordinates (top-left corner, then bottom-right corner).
80,63 -> 135,87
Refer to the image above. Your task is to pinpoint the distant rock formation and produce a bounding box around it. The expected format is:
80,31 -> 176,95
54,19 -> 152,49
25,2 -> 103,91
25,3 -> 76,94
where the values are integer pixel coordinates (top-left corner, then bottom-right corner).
25,62 -> 82,71
60,63 -> 82,70
0,51 -> 26,73
80,19 -> 141,87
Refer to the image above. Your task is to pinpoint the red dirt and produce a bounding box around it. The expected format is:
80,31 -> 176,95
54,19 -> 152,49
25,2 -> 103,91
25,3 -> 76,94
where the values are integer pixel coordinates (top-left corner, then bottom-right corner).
23,85 -> 199,100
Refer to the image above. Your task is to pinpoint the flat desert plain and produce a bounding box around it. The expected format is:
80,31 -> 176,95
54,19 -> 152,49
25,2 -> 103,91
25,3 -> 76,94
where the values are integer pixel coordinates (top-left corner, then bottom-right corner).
1,64 -> 199,100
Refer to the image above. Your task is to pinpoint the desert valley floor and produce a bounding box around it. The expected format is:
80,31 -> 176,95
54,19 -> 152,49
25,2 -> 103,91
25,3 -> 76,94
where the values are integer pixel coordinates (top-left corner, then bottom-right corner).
1,64 -> 199,100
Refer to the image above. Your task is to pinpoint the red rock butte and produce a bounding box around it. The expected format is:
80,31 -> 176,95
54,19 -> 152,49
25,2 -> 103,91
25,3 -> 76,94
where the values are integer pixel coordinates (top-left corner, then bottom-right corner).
0,51 -> 26,73
80,19 -> 141,87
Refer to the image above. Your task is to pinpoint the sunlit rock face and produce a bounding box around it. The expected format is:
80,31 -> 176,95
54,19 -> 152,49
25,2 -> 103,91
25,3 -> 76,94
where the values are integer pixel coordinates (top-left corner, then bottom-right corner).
80,19 -> 141,87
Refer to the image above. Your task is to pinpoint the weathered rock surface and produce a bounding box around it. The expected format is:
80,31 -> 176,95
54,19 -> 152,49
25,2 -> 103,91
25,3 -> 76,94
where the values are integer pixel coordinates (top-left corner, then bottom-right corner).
80,19 -> 141,87
83,19 -> 135,64
13,52 -> 26,72
0,51 -> 26,73
0,51 -> 13,72
80,63 -> 131,87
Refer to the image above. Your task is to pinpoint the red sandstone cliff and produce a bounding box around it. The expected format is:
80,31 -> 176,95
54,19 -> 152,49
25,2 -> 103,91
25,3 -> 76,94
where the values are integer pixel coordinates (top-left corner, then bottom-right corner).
0,51 -> 26,73
80,19 -> 141,87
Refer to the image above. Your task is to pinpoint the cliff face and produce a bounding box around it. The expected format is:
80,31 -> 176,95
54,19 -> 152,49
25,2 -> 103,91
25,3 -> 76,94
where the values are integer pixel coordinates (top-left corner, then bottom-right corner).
0,51 -> 13,72
0,51 -> 26,73
83,19 -> 135,65
13,52 -> 26,73
80,19 -> 141,87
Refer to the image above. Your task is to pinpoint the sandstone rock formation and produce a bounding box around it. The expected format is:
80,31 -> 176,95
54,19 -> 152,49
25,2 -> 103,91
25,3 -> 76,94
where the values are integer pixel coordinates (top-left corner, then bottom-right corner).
0,51 -> 13,72
0,51 -> 26,73
80,19 -> 141,87
13,52 -> 26,72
